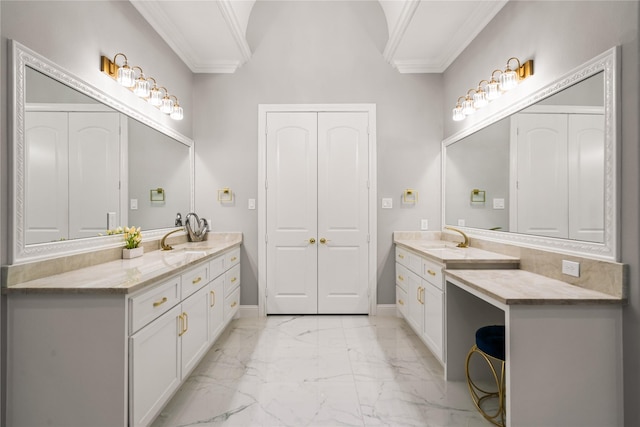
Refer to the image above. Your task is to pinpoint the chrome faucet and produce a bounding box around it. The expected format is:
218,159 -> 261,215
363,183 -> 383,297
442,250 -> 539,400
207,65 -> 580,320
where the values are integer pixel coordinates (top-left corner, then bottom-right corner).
444,226 -> 469,248
161,227 -> 185,251
185,212 -> 208,242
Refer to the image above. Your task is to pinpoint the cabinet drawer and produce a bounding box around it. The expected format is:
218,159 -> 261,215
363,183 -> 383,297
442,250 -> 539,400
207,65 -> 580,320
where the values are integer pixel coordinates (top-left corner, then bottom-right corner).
225,247 -> 240,268
129,277 -> 180,334
224,287 -> 240,323
395,263 -> 409,292
396,285 -> 408,318
422,258 -> 443,290
224,264 -> 241,296
181,263 -> 209,299
395,247 -> 409,267
209,255 -> 225,280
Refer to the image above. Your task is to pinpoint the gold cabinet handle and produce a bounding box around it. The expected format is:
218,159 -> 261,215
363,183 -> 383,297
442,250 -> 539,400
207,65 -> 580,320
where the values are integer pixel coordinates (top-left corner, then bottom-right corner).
178,314 -> 185,336
309,238 -> 316,244
427,269 -> 437,276
231,256 -> 237,262
192,276 -> 202,285
231,277 -> 238,283
210,290 -> 216,307
398,254 -> 405,259
398,275 -> 404,281
182,312 -> 189,335
416,287 -> 421,302
420,287 -> 425,304
320,238 -> 331,244
398,299 -> 404,306
153,297 -> 168,307
231,301 -> 237,308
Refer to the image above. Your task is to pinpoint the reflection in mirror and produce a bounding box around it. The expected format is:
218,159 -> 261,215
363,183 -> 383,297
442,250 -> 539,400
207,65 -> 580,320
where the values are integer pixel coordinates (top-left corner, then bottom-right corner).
11,40 -> 194,263
443,48 -> 618,260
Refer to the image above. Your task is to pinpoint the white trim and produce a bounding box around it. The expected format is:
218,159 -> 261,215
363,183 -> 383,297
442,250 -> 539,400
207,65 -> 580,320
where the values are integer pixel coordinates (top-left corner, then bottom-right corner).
382,0 -> 421,66
442,47 -> 620,261
258,104 -> 377,317
217,0 -> 252,67
375,305 -> 399,318
9,40 -> 194,264
238,305 -> 259,318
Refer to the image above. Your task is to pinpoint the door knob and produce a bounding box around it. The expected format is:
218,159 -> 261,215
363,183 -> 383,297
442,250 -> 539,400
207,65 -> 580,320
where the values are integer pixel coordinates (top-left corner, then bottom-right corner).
309,238 -> 316,244
320,238 -> 330,244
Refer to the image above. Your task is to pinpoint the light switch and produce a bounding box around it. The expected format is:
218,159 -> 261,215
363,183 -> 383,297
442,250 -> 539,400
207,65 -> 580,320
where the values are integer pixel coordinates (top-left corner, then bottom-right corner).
248,199 -> 256,210
493,198 -> 505,209
382,198 -> 393,209
107,212 -> 116,230
421,219 -> 429,230
130,199 -> 138,210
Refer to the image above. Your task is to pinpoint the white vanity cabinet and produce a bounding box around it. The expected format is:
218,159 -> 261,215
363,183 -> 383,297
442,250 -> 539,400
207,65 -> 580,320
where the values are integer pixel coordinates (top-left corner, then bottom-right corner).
395,246 -> 445,362
5,244 -> 242,427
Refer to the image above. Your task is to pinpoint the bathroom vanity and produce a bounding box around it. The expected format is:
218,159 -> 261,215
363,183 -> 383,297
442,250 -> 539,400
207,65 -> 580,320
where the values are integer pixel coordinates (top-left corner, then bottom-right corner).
394,232 -> 625,426
3,233 -> 242,427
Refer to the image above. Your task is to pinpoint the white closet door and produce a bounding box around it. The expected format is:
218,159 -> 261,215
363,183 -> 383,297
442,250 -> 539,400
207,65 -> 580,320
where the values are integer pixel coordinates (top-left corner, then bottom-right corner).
68,112 -> 120,239
568,114 -> 605,242
513,113 -> 569,238
266,112 -> 319,314
24,111 -> 69,244
317,112 -> 369,314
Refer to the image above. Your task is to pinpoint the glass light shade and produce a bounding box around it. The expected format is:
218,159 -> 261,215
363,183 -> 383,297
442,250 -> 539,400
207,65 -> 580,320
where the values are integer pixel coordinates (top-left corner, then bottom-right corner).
160,97 -> 174,114
452,105 -> 465,121
133,78 -> 150,98
170,105 -> 184,120
500,69 -> 518,91
486,81 -> 501,100
116,65 -> 135,88
148,88 -> 163,107
462,98 -> 475,116
473,91 -> 488,109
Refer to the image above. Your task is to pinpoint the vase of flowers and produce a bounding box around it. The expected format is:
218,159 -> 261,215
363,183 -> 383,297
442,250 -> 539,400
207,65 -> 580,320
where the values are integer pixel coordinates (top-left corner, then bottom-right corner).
121,226 -> 143,259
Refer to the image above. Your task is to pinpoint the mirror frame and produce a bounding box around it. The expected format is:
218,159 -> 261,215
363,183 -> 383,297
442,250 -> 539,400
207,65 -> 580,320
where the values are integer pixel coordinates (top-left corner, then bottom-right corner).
442,47 -> 620,261
9,40 -> 195,264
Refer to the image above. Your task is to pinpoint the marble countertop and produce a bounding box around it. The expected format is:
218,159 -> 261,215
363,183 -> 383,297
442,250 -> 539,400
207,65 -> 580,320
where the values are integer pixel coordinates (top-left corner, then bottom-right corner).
3,234 -> 242,295
446,269 -> 623,305
394,237 -> 519,266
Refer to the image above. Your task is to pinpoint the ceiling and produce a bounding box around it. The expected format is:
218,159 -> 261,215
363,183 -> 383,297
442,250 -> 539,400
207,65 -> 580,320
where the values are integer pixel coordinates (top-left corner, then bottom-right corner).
131,0 -> 507,74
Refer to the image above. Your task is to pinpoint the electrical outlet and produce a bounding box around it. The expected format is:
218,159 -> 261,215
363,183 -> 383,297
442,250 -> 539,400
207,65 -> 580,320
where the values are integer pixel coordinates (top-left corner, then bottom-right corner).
562,260 -> 580,277
382,198 -> 393,209
130,199 -> 138,210
421,219 -> 429,230
107,212 -> 116,230
248,198 -> 256,210
493,198 -> 505,209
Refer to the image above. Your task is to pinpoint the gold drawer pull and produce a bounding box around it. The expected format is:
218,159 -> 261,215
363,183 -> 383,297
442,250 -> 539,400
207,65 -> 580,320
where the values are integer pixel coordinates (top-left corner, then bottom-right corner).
398,254 -> 405,259
231,277 -> 238,283
210,290 -> 216,307
153,297 -> 168,308
231,301 -> 237,308
231,256 -> 237,262
427,269 -> 437,276
398,299 -> 404,306
192,276 -> 202,285
398,275 -> 404,281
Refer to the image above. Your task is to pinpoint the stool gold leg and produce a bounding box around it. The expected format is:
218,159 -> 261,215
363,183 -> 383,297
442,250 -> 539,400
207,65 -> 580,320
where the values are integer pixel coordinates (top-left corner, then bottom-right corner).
465,345 -> 506,427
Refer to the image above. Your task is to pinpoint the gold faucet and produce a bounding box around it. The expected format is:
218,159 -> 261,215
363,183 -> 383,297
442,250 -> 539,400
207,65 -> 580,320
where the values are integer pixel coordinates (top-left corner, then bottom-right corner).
160,227 -> 184,251
444,226 -> 469,248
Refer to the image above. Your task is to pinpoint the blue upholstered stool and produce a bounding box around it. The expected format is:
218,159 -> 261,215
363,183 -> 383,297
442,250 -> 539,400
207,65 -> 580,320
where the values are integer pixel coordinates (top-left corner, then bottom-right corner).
465,325 -> 506,427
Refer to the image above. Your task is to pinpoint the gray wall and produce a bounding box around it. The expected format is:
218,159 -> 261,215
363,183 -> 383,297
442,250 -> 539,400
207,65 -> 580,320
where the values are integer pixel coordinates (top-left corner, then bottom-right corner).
442,1 -> 639,424
192,0 -> 443,305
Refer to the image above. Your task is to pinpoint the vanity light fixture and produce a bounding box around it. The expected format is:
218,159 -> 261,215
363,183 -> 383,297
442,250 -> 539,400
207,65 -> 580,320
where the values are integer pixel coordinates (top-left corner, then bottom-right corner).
101,53 -> 184,120
452,97 -> 466,121
452,57 -> 534,121
132,66 -> 150,98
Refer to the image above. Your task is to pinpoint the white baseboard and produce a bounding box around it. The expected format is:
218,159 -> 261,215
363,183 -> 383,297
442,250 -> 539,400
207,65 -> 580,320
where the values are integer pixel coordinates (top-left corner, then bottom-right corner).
239,305 -> 259,318
375,304 -> 399,317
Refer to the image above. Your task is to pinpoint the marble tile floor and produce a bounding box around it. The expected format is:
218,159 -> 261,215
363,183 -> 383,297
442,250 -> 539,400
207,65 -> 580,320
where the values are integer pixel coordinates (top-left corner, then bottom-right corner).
151,315 -> 492,427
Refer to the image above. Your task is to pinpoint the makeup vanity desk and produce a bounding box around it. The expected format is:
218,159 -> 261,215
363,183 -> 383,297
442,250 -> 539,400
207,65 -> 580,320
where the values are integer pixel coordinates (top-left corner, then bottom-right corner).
395,234 -> 624,427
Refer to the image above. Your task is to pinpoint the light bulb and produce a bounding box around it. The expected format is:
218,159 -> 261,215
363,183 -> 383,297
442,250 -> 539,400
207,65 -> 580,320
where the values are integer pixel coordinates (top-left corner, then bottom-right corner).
116,64 -> 135,88
160,96 -> 174,114
170,104 -> 184,120
500,68 -> 518,91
